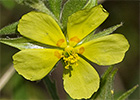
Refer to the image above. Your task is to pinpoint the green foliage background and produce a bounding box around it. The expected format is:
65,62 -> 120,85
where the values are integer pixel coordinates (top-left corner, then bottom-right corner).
0,0 -> 139,99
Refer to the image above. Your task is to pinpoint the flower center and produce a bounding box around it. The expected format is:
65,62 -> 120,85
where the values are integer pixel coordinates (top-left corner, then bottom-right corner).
62,46 -> 79,69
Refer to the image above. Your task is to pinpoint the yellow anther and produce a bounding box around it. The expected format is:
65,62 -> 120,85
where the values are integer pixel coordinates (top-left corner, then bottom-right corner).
70,60 -> 75,63
69,55 -> 73,59
62,45 -> 80,69
65,65 -> 69,69
75,63 -> 78,66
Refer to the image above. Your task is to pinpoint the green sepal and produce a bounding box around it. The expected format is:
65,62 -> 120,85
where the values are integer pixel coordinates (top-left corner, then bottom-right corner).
117,85 -> 139,100
83,0 -> 98,9
0,37 -> 48,50
47,0 -> 62,20
76,22 -> 123,46
92,66 -> 117,100
0,21 -> 19,35
61,0 -> 87,30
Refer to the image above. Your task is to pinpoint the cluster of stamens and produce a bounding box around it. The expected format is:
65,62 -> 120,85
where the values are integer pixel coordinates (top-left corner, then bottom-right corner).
62,46 -> 79,69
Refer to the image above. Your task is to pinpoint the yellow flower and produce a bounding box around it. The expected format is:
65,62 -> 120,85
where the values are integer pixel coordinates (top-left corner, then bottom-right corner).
13,5 -> 129,99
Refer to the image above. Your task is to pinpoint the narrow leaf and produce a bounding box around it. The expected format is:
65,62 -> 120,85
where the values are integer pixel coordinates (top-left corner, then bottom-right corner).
43,76 -> 59,100
0,22 -> 18,35
15,0 -> 58,23
117,85 -> 139,100
14,0 -> 24,4
0,37 -> 46,50
61,0 -> 87,30
76,22 -> 122,47
101,69 -> 117,100
0,0 -> 16,9
24,0 -> 52,14
47,0 -> 62,20
12,73 -> 47,99
83,0 -> 98,9
92,67 -> 118,100
89,22 -> 123,41
12,74 -> 29,100
75,30 -> 95,46
101,65 -> 114,83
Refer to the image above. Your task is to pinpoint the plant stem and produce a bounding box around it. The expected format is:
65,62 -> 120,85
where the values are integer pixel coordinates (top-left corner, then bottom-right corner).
0,64 -> 15,91
43,75 -> 59,100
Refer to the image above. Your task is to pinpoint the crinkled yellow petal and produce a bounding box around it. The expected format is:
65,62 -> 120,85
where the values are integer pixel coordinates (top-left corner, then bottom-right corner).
76,34 -> 130,65
13,49 -> 62,81
63,57 -> 100,99
67,4 -> 109,46
18,11 -> 67,48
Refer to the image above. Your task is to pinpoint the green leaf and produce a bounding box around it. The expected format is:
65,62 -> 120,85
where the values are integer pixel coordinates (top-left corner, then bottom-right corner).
101,65 -> 114,82
77,22 -> 123,46
92,66 -> 118,100
117,85 -> 139,100
89,22 -> 123,41
43,76 -> 59,100
83,0 -> 98,9
47,0 -> 62,20
0,0 -> 16,10
11,73 -> 47,99
12,74 -> 28,99
75,30 -> 95,46
0,37 -> 47,50
15,0 -> 58,23
61,0 -> 87,30
0,22 -> 19,35
14,0 -> 24,4
24,0 -> 51,14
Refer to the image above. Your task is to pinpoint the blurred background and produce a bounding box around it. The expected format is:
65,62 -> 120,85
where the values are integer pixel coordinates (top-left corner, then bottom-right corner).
0,0 -> 139,99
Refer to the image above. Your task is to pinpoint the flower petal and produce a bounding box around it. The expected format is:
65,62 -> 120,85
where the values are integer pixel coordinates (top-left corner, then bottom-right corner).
76,34 -> 130,65
18,11 -> 67,48
63,57 -> 100,99
13,49 -> 62,81
67,4 -> 109,46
